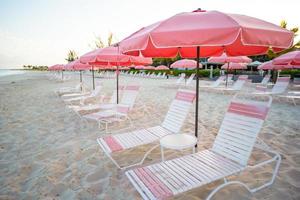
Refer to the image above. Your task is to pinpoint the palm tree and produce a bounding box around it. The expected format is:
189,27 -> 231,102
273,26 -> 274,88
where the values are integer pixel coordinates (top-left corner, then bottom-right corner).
90,32 -> 115,49
267,20 -> 299,59
65,50 -> 78,63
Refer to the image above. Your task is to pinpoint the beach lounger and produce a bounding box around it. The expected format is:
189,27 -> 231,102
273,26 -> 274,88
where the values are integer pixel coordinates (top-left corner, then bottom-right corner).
56,83 -> 82,95
253,77 -> 290,95
83,85 -> 140,129
260,74 -> 271,85
63,85 -> 102,104
96,89 -> 196,169
126,95 -> 281,200
182,73 -> 195,87
199,76 -> 226,89
214,75 -> 248,93
163,73 -> 186,88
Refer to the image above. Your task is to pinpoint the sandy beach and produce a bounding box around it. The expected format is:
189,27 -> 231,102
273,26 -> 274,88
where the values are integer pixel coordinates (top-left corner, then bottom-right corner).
0,71 -> 299,199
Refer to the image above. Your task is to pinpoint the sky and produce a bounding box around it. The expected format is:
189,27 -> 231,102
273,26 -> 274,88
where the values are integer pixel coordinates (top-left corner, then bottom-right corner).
0,0 -> 299,69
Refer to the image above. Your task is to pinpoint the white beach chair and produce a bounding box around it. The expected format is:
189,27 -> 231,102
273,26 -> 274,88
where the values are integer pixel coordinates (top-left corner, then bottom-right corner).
126,95 -> 281,200
253,76 -> 290,95
182,73 -> 195,87
214,75 -> 248,92
56,83 -> 82,96
163,73 -> 186,88
63,85 -> 103,104
96,89 -> 196,169
260,74 -> 271,85
68,86 -> 126,113
199,76 -> 226,89
83,85 -> 140,129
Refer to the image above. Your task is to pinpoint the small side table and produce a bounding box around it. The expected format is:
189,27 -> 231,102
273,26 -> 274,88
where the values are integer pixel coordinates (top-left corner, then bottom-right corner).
160,134 -> 197,162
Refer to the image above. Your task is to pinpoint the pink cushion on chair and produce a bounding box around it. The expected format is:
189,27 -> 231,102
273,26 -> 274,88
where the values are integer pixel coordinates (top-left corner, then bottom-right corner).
103,136 -> 123,152
228,102 -> 269,120
134,168 -> 172,199
175,91 -> 196,102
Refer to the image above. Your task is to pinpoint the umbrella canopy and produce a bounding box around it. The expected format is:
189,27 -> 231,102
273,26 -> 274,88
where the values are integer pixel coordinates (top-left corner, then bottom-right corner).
248,61 -> 262,66
155,65 -> 169,70
120,67 -> 130,70
171,59 -> 198,69
135,65 -> 145,70
119,9 -> 294,140
80,46 -> 152,66
120,10 -> 293,58
64,60 -> 91,71
272,50 -> 300,67
49,64 -> 64,71
208,53 -> 252,63
221,62 -> 247,70
144,66 -> 156,70
258,61 -> 274,70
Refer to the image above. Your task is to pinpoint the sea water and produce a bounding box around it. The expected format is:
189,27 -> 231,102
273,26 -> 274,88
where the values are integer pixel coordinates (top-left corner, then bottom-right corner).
0,69 -> 25,77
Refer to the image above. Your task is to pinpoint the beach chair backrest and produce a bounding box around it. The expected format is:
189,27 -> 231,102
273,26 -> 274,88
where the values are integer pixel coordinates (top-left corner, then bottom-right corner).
232,75 -> 248,90
186,73 -> 195,86
212,97 -> 272,166
162,89 -> 196,133
176,73 -> 186,84
90,85 -> 102,97
161,72 -> 166,78
294,77 -> 300,85
121,85 -> 140,108
212,76 -> 225,87
261,75 -> 271,85
116,104 -> 130,117
272,77 -> 290,93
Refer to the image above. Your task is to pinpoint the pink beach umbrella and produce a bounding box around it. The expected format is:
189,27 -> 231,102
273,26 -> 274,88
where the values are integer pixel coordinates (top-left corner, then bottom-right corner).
65,60 -> 92,83
119,9 -> 294,139
144,66 -> 156,70
171,59 -> 198,69
135,65 -> 145,70
258,61 -> 274,70
155,65 -> 169,70
272,50 -> 300,69
221,63 -> 247,70
49,64 -> 64,79
80,46 -> 152,101
209,53 -> 252,85
208,53 -> 252,63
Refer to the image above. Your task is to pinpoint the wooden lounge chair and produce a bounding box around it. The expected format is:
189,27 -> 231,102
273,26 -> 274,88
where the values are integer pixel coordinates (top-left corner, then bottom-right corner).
96,89 -> 196,169
126,95 -> 281,200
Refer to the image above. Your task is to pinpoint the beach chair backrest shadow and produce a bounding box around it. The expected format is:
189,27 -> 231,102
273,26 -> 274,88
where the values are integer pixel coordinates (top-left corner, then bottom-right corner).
161,89 -> 196,133
271,77 -> 290,94
232,75 -> 248,90
212,97 -> 271,166
121,85 -> 140,108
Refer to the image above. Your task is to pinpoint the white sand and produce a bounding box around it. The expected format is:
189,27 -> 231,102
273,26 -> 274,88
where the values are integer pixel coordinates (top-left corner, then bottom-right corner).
0,71 -> 299,199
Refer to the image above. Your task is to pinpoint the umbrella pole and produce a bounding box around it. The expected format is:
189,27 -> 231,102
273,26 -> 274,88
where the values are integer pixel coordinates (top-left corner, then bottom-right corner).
80,70 -> 82,83
195,46 -> 200,145
62,70 -> 64,81
80,70 -> 82,91
117,66 -> 119,104
92,66 -> 95,89
225,62 -> 229,87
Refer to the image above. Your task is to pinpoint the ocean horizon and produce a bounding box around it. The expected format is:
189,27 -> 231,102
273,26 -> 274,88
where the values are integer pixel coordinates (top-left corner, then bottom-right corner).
0,69 -> 25,77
